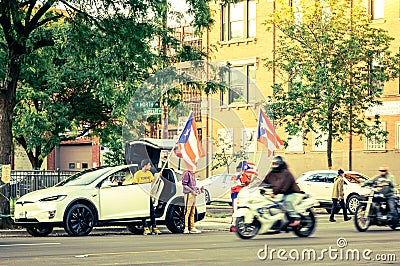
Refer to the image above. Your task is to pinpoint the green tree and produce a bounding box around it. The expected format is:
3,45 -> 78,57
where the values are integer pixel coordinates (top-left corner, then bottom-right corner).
0,0 -> 231,226
212,136 -> 248,174
265,0 -> 399,168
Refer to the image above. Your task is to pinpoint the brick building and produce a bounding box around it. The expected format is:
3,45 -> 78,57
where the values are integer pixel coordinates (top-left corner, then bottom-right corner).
203,0 -> 400,180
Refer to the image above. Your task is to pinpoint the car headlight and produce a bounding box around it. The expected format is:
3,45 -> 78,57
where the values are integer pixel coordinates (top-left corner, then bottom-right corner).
39,195 -> 67,202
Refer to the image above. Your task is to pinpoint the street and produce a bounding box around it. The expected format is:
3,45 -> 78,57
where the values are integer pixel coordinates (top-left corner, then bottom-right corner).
0,213 -> 399,266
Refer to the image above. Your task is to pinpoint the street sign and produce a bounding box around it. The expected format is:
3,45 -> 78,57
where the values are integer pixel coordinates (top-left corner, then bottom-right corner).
133,101 -> 160,108
144,108 -> 162,115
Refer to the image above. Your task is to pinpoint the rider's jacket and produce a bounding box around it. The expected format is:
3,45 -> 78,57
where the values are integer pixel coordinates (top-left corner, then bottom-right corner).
363,175 -> 395,198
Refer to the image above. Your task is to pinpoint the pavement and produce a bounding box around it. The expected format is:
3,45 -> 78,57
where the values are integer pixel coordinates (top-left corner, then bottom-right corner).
0,205 -> 330,237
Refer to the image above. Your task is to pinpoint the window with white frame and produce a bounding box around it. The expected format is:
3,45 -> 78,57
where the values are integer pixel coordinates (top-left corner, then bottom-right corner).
287,133 -> 304,152
369,52 -> 384,95
396,122 -> 400,150
290,0 -> 302,25
242,128 -> 257,152
216,128 -> 233,154
370,0 -> 384,19
321,0 -> 331,23
221,64 -> 256,104
312,130 -> 328,152
221,0 -> 256,41
365,122 -> 386,150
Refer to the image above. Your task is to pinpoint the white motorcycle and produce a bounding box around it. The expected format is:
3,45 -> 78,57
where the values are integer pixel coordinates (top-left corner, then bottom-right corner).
233,185 -> 318,239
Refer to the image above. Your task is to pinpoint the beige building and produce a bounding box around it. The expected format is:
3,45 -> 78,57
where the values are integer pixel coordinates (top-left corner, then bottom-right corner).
201,0 -> 400,182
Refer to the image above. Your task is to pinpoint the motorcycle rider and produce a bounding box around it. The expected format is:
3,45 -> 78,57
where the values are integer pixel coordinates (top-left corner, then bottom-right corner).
261,156 -> 302,227
362,166 -> 398,225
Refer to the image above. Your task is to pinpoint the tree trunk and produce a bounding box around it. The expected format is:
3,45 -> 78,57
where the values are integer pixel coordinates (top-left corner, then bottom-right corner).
327,120 -> 333,169
0,56 -> 20,228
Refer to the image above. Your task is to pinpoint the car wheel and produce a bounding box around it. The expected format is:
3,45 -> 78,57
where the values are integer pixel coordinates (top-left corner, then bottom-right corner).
166,204 -> 184,233
346,195 -> 359,215
126,223 -> 144,234
64,204 -> 95,236
26,226 -> 53,237
204,189 -> 211,205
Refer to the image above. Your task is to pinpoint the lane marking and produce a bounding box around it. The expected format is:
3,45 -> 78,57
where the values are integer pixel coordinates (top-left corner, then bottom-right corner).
0,243 -> 61,247
75,248 -> 205,258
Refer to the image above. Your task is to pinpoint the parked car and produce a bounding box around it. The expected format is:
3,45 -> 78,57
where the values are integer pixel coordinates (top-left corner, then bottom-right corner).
203,174 -> 232,205
296,170 -> 369,214
13,140 -> 206,237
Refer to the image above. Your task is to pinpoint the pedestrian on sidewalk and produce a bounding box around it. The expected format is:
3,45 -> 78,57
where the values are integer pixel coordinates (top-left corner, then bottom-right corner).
182,169 -> 203,234
329,169 -> 351,222
133,159 -> 161,235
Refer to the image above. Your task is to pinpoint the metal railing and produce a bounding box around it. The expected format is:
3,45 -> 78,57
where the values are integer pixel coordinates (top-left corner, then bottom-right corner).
10,169 -> 78,198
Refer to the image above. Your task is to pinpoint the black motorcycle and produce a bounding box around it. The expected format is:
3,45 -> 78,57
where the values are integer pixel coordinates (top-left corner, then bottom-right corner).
354,186 -> 400,232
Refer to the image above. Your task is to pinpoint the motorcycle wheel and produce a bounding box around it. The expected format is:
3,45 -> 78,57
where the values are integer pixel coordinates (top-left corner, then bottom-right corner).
293,209 -> 316,237
354,204 -> 370,232
235,216 -> 260,239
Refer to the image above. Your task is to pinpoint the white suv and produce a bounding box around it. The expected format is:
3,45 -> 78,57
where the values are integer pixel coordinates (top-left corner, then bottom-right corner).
296,170 -> 369,214
13,140 -> 206,237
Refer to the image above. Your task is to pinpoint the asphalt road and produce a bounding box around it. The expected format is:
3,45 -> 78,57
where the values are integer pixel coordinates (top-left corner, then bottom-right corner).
0,212 -> 399,266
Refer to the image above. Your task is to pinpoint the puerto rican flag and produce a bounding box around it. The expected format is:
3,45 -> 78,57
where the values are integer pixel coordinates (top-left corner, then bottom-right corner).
257,109 -> 284,157
177,113 -> 205,170
241,161 -> 258,176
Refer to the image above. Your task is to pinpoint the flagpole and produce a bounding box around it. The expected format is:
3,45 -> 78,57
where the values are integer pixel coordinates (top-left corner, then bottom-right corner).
159,111 -> 193,174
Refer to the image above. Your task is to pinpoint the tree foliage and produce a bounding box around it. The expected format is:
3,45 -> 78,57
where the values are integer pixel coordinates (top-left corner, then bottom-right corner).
212,136 -> 248,174
0,0 -> 232,225
264,0 -> 400,167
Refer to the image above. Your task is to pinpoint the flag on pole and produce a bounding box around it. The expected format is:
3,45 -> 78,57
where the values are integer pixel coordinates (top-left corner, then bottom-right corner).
177,112 -> 205,170
241,161 -> 258,176
257,109 -> 284,157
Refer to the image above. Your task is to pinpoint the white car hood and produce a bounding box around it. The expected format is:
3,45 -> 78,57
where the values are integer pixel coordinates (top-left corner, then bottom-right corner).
16,186 -> 90,202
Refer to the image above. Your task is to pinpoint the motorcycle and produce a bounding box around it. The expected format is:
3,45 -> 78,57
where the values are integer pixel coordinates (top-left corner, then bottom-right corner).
232,185 -> 318,239
354,185 -> 400,232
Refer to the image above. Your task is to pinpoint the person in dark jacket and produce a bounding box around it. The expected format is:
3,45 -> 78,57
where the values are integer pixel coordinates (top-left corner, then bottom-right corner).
329,169 -> 351,222
362,166 -> 398,224
261,156 -> 302,227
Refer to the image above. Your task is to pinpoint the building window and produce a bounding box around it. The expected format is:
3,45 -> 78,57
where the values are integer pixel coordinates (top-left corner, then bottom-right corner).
369,0 -> 384,19
69,163 -> 75,169
221,64 -> 256,105
369,53 -> 384,95
312,130 -> 328,152
221,0 -> 256,41
396,122 -> 400,150
82,162 -> 89,169
242,128 -> 257,152
290,0 -> 302,24
216,128 -> 233,154
287,133 -> 304,152
365,122 -> 386,150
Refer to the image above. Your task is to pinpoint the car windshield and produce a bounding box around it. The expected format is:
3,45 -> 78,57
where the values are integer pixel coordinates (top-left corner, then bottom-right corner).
345,173 -> 369,184
56,167 -> 113,187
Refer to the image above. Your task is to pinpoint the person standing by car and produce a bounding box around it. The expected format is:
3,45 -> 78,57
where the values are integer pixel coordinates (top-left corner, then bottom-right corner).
261,156 -> 302,227
133,159 -> 161,235
329,169 -> 351,222
229,162 -> 252,232
362,166 -> 398,224
182,169 -> 203,234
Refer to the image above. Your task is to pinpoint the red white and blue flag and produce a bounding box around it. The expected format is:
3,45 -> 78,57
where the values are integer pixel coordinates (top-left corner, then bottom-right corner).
177,112 -> 205,170
241,161 -> 258,176
257,109 -> 284,157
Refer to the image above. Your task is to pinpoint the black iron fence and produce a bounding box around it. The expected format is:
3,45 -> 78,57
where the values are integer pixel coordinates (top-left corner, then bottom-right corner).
10,169 -> 79,199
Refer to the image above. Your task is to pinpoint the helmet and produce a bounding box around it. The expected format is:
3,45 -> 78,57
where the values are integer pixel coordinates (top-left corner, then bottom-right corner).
271,156 -> 285,172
